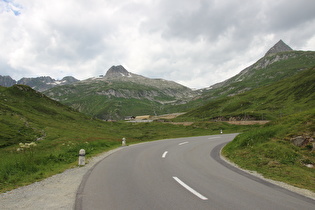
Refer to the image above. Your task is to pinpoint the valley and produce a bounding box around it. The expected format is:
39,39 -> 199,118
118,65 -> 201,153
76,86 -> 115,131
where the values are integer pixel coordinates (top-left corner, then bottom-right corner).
0,40 -> 314,195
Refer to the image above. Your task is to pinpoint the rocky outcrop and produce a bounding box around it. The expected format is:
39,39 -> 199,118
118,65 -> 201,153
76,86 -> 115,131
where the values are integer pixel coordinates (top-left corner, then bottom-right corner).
290,135 -> 314,148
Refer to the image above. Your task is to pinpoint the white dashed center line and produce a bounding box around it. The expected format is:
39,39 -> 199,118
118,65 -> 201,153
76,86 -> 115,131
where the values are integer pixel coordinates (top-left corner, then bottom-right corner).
178,141 -> 189,146
173,177 -> 208,200
162,151 -> 168,158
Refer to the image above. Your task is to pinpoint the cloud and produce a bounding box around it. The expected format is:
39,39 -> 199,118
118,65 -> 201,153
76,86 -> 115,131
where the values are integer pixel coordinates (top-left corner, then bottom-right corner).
0,0 -> 22,16
0,0 -> 315,88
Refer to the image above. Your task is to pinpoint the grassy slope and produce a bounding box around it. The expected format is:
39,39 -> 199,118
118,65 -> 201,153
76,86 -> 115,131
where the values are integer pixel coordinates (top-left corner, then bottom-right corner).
177,66 -> 315,121
178,51 -> 315,112
44,80 -> 189,120
0,85 -> 249,192
202,51 -> 315,99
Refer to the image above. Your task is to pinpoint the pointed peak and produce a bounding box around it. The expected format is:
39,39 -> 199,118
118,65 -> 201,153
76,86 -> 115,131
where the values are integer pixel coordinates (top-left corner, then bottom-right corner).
105,65 -> 132,78
265,40 -> 293,56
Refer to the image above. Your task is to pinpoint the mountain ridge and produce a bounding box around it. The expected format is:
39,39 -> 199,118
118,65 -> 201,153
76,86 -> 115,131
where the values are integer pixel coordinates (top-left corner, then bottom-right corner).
200,40 -> 315,100
2,40 -> 315,120
0,76 -> 79,92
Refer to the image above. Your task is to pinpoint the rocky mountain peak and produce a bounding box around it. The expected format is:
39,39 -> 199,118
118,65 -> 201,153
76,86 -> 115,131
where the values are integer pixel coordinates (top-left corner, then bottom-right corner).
60,76 -> 79,83
0,75 -> 16,87
105,65 -> 132,78
265,40 -> 293,56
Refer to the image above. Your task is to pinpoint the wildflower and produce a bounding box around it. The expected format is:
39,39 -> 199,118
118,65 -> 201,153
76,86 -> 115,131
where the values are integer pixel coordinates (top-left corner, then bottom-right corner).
29,142 -> 37,147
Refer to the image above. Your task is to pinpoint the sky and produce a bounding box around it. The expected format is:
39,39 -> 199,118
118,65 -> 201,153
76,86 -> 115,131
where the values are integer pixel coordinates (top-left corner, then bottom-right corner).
1,0 -> 315,89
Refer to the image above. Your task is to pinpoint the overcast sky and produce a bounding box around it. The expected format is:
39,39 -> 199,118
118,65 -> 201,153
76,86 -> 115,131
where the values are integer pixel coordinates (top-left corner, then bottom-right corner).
1,0 -> 315,89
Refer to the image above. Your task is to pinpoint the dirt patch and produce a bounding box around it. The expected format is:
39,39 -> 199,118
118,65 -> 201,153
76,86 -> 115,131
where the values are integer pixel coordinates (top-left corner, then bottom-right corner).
163,122 -> 194,126
226,120 -> 270,125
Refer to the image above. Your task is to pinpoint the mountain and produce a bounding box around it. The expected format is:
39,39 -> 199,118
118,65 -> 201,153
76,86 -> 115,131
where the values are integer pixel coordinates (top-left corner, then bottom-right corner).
0,76 -> 79,91
177,66 -> 315,121
44,65 -> 198,119
0,76 -> 16,87
199,40 -> 315,100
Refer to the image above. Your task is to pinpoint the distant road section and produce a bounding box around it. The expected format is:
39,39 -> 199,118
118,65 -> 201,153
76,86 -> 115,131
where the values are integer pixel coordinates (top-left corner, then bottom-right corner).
76,134 -> 315,210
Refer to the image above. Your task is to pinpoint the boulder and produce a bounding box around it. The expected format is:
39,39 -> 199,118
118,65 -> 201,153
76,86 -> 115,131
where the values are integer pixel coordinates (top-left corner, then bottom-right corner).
290,136 -> 308,147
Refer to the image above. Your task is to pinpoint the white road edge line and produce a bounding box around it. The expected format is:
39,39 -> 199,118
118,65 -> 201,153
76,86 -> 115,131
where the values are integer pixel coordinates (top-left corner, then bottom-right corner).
162,151 -> 168,158
178,141 -> 189,146
173,177 -> 208,200
208,137 -> 221,139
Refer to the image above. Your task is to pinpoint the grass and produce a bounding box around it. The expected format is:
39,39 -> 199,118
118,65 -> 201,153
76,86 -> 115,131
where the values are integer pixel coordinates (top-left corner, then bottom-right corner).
222,108 -> 315,192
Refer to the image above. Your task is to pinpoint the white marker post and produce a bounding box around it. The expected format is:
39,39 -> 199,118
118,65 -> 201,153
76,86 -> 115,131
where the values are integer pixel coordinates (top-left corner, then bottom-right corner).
78,149 -> 86,166
220,129 -> 223,134
122,138 -> 126,146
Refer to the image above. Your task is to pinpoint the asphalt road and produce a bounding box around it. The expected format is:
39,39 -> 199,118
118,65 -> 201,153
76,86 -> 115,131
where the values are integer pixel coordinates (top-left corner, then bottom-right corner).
75,134 -> 315,210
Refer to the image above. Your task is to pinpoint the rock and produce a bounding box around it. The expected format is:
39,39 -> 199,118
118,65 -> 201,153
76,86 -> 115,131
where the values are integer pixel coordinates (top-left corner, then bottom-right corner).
305,164 -> 314,168
265,40 -> 293,56
290,136 -> 308,147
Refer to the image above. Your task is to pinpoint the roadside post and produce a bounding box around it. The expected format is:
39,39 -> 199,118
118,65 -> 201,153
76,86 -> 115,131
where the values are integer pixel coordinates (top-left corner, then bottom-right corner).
220,129 -> 223,134
78,149 -> 86,166
122,137 -> 126,146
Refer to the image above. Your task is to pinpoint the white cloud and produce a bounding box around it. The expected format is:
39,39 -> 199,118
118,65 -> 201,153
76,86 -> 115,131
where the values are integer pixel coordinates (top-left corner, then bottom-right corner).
0,0 -> 315,88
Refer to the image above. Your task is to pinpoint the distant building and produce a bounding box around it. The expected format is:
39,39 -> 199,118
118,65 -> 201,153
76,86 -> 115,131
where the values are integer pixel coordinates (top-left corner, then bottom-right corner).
125,116 -> 136,120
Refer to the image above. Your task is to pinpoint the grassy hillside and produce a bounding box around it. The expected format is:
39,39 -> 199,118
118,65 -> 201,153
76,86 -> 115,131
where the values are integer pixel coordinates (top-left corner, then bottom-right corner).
0,85 -> 248,192
44,79 -> 195,120
222,108 -> 315,192
177,66 -> 315,121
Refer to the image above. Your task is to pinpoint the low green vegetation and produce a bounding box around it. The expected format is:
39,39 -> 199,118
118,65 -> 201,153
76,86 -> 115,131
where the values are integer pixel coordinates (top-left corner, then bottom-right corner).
222,108 -> 315,192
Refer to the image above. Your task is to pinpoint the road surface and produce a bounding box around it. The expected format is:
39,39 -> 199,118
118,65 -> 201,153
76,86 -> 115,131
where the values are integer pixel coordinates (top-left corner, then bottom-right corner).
76,134 -> 315,210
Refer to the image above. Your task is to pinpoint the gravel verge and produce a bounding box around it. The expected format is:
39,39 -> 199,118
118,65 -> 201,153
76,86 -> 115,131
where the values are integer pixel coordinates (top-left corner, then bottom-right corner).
0,147 -> 123,210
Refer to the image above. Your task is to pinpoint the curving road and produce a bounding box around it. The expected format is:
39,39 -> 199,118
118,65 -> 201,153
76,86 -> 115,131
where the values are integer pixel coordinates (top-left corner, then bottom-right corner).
75,134 -> 315,210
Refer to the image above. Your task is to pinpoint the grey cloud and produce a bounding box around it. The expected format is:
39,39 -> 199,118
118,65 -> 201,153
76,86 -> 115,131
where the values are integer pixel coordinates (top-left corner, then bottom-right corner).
1,0 -> 315,88
264,0 -> 315,32
161,0 -> 261,42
